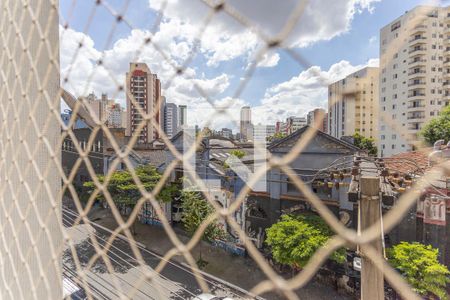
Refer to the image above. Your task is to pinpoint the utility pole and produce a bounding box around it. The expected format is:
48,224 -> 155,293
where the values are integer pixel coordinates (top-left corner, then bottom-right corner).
360,176 -> 384,300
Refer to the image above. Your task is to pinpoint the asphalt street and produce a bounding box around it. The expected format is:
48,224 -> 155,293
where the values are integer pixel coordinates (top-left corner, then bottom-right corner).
62,208 -> 255,300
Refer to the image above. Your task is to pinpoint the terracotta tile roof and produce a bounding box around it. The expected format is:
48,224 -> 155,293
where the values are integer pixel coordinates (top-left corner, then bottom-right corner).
384,149 -> 432,175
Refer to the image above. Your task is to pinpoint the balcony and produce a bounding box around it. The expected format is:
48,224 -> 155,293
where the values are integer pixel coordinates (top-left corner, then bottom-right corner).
408,69 -> 426,76
407,81 -> 426,87
407,93 -> 425,100
410,25 -> 427,34
408,47 -> 427,54
407,104 -> 425,109
407,114 -> 425,120
408,58 -> 426,67
409,36 -> 426,46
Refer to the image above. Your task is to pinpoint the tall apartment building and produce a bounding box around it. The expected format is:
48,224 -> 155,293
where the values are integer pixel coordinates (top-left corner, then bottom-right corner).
328,67 -> 379,141
379,6 -> 450,157
240,106 -> 253,141
307,108 -> 327,132
126,62 -> 162,144
83,92 -> 125,128
178,105 -> 187,129
164,102 -> 179,138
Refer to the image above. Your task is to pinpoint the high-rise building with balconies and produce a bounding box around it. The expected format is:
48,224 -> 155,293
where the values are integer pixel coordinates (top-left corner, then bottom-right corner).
163,102 -> 179,138
379,6 -> 450,157
126,62 -> 162,143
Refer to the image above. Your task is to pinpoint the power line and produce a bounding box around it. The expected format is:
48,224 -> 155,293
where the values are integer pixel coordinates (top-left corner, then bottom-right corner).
62,212 -> 193,299
63,208 -> 253,299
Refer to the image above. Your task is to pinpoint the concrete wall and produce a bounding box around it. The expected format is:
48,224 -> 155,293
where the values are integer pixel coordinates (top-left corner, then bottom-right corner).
0,1 -> 62,298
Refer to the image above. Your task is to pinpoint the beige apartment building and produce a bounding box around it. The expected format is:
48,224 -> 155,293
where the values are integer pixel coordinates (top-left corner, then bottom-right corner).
379,6 -> 450,157
126,62 -> 162,143
328,67 -> 379,142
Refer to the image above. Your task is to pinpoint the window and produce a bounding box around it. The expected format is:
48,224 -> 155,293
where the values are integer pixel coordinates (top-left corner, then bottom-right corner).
392,144 -> 396,149
391,21 -> 401,31
392,134 -> 396,139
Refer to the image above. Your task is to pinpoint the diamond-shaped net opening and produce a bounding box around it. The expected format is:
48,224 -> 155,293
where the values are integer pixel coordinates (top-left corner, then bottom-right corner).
1,0 -> 449,299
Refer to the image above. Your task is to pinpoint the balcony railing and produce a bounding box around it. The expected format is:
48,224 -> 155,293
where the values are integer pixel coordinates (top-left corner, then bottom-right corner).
407,93 -> 425,98
407,81 -> 426,86
408,47 -> 427,54
408,59 -> 426,65
407,115 -> 425,120
408,70 -> 426,75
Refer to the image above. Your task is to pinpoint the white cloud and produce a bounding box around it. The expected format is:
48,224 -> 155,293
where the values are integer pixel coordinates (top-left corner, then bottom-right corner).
251,59 -> 378,125
59,25 -> 233,130
148,0 -> 381,66
369,35 -> 377,44
256,52 -> 280,68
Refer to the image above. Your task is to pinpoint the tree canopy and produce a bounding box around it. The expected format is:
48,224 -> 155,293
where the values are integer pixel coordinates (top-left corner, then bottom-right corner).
83,165 -> 177,206
267,132 -> 287,142
387,242 -> 450,299
265,214 -> 345,269
420,105 -> 450,145
229,149 -> 245,159
180,190 -> 225,242
352,133 -> 377,156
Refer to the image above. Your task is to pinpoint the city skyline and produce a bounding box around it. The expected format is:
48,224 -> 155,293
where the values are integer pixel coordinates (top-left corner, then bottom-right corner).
60,0 -> 433,130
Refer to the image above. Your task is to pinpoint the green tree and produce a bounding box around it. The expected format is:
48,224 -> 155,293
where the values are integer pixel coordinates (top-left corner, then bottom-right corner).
265,214 -> 345,269
387,242 -> 450,299
229,149 -> 245,159
267,132 -> 287,142
180,190 -> 225,242
421,105 -> 450,145
352,132 -> 377,156
83,165 -> 177,234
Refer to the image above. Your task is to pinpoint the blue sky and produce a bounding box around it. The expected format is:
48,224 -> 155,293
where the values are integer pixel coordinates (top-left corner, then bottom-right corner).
59,0 -> 439,129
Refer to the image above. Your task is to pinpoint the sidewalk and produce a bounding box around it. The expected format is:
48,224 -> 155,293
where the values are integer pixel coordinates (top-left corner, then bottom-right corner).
89,207 -> 351,300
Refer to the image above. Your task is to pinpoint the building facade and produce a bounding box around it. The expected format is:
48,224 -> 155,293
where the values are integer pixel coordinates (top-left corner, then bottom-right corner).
285,116 -> 307,134
126,62 -> 162,143
328,67 -> 379,142
107,103 -> 124,128
240,106 -> 253,141
379,5 -> 450,157
307,108 -> 327,132
178,105 -> 187,129
164,102 -> 179,138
